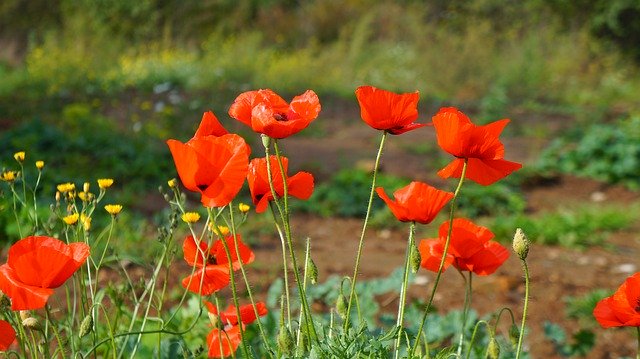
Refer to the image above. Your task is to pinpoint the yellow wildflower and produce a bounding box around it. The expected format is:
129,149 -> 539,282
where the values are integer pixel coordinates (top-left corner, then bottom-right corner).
238,203 -> 250,213
181,212 -> 200,223
167,178 -> 177,188
104,204 -> 123,216
57,183 -> 75,193
78,192 -> 88,202
1,171 -> 18,182
35,160 -> 44,170
13,151 -> 25,162
98,178 -> 114,189
63,213 -> 79,225
81,214 -> 91,231
209,223 -> 230,236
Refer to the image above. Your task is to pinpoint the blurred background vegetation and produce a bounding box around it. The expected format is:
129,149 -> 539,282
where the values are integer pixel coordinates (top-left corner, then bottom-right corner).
1,0 -> 640,253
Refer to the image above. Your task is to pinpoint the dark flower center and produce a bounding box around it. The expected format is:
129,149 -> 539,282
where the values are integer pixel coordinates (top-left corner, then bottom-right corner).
274,113 -> 288,122
635,297 -> 640,313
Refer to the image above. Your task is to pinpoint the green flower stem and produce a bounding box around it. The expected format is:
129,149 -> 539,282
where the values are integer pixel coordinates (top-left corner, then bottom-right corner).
393,221 -> 416,359
457,270 -> 473,357
10,184 -> 23,238
465,320 -> 490,359
32,169 -> 42,231
515,259 -> 530,359
268,202 -> 292,329
269,139 -> 318,343
636,326 -> 640,359
410,158 -> 468,358
345,130 -> 388,330
296,238 -> 311,346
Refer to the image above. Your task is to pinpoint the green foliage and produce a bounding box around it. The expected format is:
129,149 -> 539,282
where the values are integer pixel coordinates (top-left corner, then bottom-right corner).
489,205 -> 637,248
543,322 -> 596,357
296,169 -> 408,218
457,182 -> 527,218
537,115 -> 640,189
564,289 -> 611,326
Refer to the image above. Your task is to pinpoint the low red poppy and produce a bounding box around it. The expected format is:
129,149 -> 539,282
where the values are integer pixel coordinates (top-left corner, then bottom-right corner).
167,111 -> 250,207
376,181 -> 453,224
0,320 -> 15,350
594,272 -> 640,328
0,236 -> 90,310
181,234 -> 254,295
247,156 -> 314,213
228,89 -> 321,139
432,107 -> 522,185
204,301 -> 268,358
418,218 -> 509,276
355,85 -> 425,134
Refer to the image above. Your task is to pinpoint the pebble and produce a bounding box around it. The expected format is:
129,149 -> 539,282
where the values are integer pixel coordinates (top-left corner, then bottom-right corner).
612,263 -> 637,274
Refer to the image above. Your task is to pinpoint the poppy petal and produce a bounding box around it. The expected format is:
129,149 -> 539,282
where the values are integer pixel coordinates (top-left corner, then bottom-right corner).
356,86 -> 420,132
287,172 -> 314,201
594,296 -> 624,327
167,139 -> 200,191
432,107 -> 473,157
289,90 -> 321,123
207,326 -> 242,358
418,239 -> 453,273
221,302 -> 268,326
213,234 -> 255,270
182,235 -> 209,267
182,266 -> 230,295
0,264 -> 53,310
0,320 -> 16,350
387,122 -> 427,135
464,241 -> 509,276
376,187 -> 409,222
228,91 -> 260,127
194,111 -> 228,138
438,158 -> 522,186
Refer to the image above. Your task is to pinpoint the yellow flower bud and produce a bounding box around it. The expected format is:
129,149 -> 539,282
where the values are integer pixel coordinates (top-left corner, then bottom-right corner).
104,204 -> 123,216
181,212 -> 200,223
167,178 -> 177,188
14,151 -> 25,162
238,203 -> 250,213
98,178 -> 114,189
83,182 -> 90,193
81,214 -> 91,231
63,213 -> 79,225
35,160 -> 44,170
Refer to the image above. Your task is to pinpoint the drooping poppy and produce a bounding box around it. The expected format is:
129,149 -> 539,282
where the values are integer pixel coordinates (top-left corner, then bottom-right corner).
181,234 -> 254,295
247,156 -> 314,213
0,236 -> 90,310
228,89 -> 321,139
204,301 -> 268,358
418,218 -> 509,276
355,85 -> 425,134
376,181 -> 453,224
167,111 -> 250,208
0,320 -> 15,351
594,272 -> 640,328
432,107 -> 522,185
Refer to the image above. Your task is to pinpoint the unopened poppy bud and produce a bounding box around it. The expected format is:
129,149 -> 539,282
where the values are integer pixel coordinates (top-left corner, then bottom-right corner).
22,317 -> 40,330
79,314 -> 93,338
277,326 -> 294,354
307,258 -> 318,284
487,337 -> 500,359
167,178 -> 177,188
509,324 -> 520,347
336,293 -> 348,319
261,134 -> 271,148
35,160 -> 44,170
14,151 -> 25,162
513,228 -> 530,260
410,242 -> 421,273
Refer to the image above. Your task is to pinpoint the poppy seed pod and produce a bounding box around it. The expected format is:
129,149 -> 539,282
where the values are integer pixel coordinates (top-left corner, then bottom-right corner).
487,337 -> 500,359
79,315 -> 93,338
336,293 -> 348,319
277,326 -> 294,354
410,242 -> 421,273
513,228 -> 530,260
307,258 -> 318,284
509,324 -> 520,347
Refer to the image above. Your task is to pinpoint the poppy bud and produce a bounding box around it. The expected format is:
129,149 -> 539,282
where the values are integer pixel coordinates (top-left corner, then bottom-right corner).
336,293 -> 348,319
261,134 -> 271,148
512,228 -> 530,260
79,315 -> 93,338
509,324 -> 520,347
22,317 -> 40,330
410,241 -> 421,273
277,326 -> 294,355
296,330 -> 308,355
307,258 -> 318,284
487,337 -> 500,359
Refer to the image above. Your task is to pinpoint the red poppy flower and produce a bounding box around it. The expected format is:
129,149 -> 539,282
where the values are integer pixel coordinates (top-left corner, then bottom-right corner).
376,181 -> 453,224
0,236 -> 90,310
355,85 -> 425,134
167,111 -> 250,208
432,107 -> 522,185
181,234 -> 254,295
594,272 -> 640,328
247,156 -> 314,213
418,218 -> 509,276
0,320 -> 15,350
228,89 -> 321,139
204,301 -> 268,358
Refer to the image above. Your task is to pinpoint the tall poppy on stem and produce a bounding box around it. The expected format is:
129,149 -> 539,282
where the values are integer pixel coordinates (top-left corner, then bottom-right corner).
204,301 -> 268,358
167,111 -> 250,207
229,89 -> 321,139
594,272 -> 640,327
0,320 -> 15,350
418,218 -> 509,276
432,107 -> 521,185
0,236 -> 90,310
355,85 -> 425,134
247,156 -> 314,213
376,181 -> 453,224
181,234 -> 254,295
